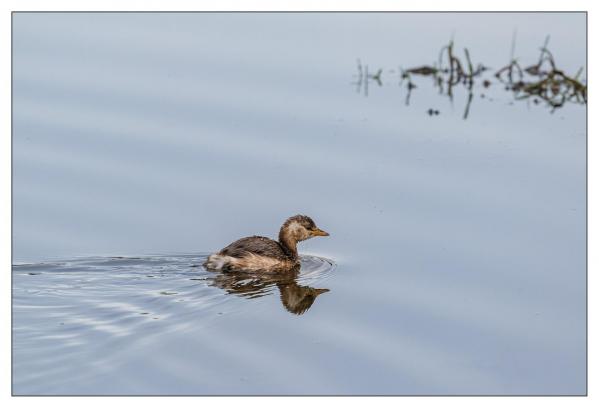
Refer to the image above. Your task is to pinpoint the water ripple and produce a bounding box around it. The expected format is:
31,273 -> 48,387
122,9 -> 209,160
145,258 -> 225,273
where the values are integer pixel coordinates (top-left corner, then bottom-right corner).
13,253 -> 336,393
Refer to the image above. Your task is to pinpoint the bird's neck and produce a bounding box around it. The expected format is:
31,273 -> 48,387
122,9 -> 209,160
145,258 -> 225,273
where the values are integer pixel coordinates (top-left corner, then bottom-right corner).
279,229 -> 299,259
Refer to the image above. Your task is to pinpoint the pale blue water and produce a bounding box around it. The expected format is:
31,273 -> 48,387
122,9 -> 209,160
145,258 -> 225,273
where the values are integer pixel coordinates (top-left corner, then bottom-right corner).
12,12 -> 586,395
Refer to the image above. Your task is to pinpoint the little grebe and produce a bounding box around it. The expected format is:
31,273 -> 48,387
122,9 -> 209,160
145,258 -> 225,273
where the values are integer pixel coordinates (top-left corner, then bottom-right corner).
204,215 -> 329,273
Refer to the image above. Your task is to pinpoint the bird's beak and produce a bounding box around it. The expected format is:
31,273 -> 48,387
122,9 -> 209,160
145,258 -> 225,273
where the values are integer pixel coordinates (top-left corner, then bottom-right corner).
312,228 -> 329,237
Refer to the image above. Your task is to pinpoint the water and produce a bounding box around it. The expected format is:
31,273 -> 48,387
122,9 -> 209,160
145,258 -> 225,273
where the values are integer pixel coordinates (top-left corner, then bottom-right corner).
13,254 -> 335,394
12,13 -> 586,395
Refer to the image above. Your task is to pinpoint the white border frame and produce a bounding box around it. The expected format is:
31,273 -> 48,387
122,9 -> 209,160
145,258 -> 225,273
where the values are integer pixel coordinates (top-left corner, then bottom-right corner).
2,2 -> 594,407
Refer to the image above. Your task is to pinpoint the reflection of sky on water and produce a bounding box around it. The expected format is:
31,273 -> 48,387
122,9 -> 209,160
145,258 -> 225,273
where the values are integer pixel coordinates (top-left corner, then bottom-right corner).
13,12 -> 586,260
13,13 -> 585,395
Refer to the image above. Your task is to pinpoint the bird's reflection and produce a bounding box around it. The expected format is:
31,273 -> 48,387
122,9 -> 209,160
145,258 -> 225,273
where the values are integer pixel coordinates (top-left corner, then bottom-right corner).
209,266 -> 329,315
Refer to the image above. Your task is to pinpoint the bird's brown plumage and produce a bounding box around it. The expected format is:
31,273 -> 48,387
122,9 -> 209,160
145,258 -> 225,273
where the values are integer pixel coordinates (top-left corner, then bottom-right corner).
203,215 -> 329,273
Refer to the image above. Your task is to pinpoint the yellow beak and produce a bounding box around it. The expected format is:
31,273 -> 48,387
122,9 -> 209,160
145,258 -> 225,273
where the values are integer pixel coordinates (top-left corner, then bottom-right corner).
312,228 -> 329,237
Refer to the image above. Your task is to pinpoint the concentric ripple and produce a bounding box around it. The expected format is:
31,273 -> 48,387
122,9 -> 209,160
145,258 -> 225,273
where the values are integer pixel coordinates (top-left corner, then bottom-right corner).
13,252 -> 335,321
12,253 -> 336,393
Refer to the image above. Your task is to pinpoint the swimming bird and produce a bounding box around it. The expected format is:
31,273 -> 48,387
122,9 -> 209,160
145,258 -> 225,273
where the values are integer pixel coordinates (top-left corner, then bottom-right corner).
203,215 -> 329,273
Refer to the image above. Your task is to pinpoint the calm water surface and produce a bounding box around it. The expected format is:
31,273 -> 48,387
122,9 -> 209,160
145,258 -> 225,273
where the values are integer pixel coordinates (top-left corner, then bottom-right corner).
13,13 -> 586,395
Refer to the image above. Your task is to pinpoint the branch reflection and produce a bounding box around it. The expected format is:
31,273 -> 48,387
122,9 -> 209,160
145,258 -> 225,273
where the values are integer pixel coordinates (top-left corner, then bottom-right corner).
352,36 -> 586,119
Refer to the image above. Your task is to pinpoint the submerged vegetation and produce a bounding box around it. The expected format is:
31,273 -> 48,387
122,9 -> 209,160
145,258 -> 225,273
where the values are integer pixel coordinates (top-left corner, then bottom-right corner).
353,36 -> 587,119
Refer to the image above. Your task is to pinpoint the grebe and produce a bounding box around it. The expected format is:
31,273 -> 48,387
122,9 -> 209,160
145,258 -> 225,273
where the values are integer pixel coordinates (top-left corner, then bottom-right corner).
204,215 -> 329,273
